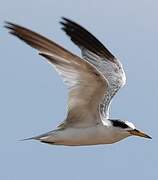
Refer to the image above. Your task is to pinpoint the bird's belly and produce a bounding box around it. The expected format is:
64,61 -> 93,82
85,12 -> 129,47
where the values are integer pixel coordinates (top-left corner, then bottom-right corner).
52,126 -> 126,146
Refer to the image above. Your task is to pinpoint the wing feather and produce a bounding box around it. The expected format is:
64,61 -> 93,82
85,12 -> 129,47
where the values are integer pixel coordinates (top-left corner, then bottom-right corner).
60,18 -> 126,118
60,17 -> 115,62
5,22 -> 108,127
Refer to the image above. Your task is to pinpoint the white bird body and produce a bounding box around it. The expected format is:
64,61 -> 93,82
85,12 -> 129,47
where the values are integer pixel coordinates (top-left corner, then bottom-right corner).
5,18 -> 151,146
37,125 -> 129,146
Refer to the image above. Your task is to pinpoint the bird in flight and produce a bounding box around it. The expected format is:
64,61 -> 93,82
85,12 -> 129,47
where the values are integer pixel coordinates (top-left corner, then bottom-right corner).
5,17 -> 151,146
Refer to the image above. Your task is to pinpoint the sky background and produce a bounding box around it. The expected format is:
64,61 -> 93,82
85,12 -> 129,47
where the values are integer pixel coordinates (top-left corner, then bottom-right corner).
0,0 -> 158,179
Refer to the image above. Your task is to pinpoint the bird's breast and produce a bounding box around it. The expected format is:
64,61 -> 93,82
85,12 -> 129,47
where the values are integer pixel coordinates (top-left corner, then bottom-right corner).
53,126 -> 127,146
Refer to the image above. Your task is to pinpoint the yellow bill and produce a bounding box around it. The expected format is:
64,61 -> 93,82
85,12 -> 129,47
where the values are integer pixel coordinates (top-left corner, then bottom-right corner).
128,129 -> 152,139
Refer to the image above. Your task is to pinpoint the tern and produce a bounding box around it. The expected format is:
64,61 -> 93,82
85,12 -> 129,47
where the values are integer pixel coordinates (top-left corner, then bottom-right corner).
5,18 -> 151,146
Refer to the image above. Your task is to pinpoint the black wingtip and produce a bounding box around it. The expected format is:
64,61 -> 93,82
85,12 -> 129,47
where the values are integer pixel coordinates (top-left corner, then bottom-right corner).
59,21 -> 66,27
60,17 -> 115,61
61,17 -> 69,22
60,17 -> 79,28
60,17 -> 72,26
60,17 -> 66,24
4,21 -> 12,30
4,21 -> 16,29
4,21 -> 11,26
4,21 -> 19,35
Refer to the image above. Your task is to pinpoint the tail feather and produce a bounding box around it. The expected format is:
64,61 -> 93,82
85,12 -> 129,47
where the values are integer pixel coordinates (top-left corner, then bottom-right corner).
21,130 -> 56,142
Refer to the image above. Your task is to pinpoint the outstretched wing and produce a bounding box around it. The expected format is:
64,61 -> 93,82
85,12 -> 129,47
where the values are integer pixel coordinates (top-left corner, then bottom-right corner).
5,22 -> 108,128
60,18 -> 126,118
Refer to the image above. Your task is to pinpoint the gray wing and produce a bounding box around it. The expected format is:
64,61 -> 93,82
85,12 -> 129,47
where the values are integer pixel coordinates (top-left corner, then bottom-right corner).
5,22 -> 108,128
60,17 -> 126,118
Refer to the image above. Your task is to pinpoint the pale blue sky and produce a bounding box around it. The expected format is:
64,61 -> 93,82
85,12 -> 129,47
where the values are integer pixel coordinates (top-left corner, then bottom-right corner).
1,0 -> 158,179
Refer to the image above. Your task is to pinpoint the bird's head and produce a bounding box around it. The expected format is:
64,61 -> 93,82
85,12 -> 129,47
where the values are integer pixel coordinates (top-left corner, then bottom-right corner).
111,119 -> 152,139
